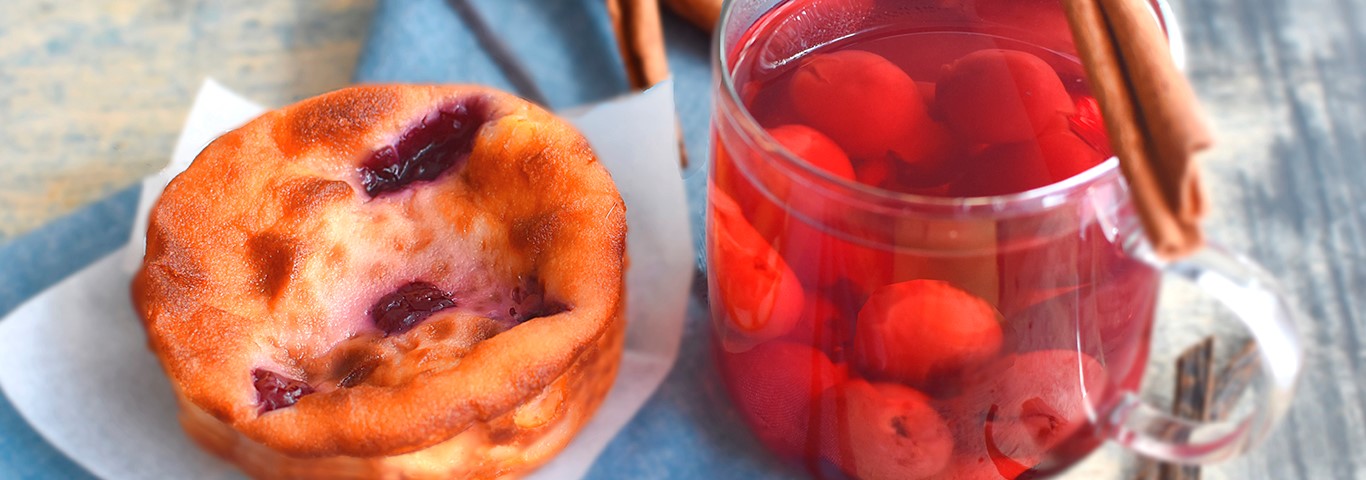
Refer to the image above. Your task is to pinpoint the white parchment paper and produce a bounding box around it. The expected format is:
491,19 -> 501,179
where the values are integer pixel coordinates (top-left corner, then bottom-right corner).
0,79 -> 693,479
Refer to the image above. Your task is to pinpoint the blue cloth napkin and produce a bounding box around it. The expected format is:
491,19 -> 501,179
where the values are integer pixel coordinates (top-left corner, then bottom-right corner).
0,189 -> 138,480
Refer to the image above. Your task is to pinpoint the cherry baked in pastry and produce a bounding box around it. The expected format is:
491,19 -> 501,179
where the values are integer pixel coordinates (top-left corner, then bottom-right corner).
132,85 -> 627,479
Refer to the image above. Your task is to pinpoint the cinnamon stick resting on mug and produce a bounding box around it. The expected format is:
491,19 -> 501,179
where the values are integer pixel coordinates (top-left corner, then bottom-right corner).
1062,0 -> 1213,258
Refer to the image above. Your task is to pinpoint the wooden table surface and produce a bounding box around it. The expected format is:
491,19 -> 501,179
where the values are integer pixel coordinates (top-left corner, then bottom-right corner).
1176,0 -> 1366,476
1,0 -> 1363,479
0,0 -> 375,240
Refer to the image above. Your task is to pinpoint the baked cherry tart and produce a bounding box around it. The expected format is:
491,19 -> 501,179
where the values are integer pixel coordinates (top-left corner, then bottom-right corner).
132,85 -> 627,479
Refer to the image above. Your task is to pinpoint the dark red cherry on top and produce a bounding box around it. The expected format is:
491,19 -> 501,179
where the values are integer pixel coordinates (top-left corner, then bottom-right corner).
252,369 -> 314,414
359,98 -> 490,198
369,281 -> 457,336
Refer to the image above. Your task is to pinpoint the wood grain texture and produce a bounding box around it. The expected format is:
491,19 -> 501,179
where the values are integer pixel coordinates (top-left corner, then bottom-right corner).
0,0 -> 375,240
1171,0 -> 1366,477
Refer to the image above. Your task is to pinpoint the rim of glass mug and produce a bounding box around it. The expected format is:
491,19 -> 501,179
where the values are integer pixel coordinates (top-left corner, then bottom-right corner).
712,0 -> 1187,218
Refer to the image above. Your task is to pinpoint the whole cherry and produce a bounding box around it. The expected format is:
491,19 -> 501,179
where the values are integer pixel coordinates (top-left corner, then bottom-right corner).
937,49 -> 1075,144
789,50 -> 933,159
252,369 -> 314,414
981,350 -> 1110,473
767,124 -> 857,180
708,190 -> 806,347
820,379 -> 954,480
853,279 -> 1004,388
721,342 -> 847,457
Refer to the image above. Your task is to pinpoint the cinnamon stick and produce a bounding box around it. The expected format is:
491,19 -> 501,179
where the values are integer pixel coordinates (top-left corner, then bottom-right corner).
1062,0 -> 1213,258
607,0 -> 671,89
1209,340 -> 1259,420
1163,337 -> 1216,480
606,0 -> 690,167
663,0 -> 723,32
1134,337 -> 1215,480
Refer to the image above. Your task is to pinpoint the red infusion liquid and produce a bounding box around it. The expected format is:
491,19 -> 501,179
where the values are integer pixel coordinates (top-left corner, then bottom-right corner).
708,1 -> 1162,479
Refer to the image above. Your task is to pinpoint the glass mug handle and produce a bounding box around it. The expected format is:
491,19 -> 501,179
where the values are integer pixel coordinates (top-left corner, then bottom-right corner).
1106,243 -> 1303,464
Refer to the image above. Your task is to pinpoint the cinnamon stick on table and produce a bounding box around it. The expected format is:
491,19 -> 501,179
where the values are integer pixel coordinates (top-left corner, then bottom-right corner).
1133,338 -> 1260,480
1062,0 -> 1214,258
606,0 -> 689,166
1165,338 -> 1216,480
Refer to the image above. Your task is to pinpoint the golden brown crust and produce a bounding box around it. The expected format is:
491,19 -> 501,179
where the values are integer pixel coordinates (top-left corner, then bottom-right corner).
179,306 -> 625,479
132,85 -> 627,468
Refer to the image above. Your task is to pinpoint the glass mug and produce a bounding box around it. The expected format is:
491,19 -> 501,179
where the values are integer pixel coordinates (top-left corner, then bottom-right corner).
704,0 -> 1302,479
